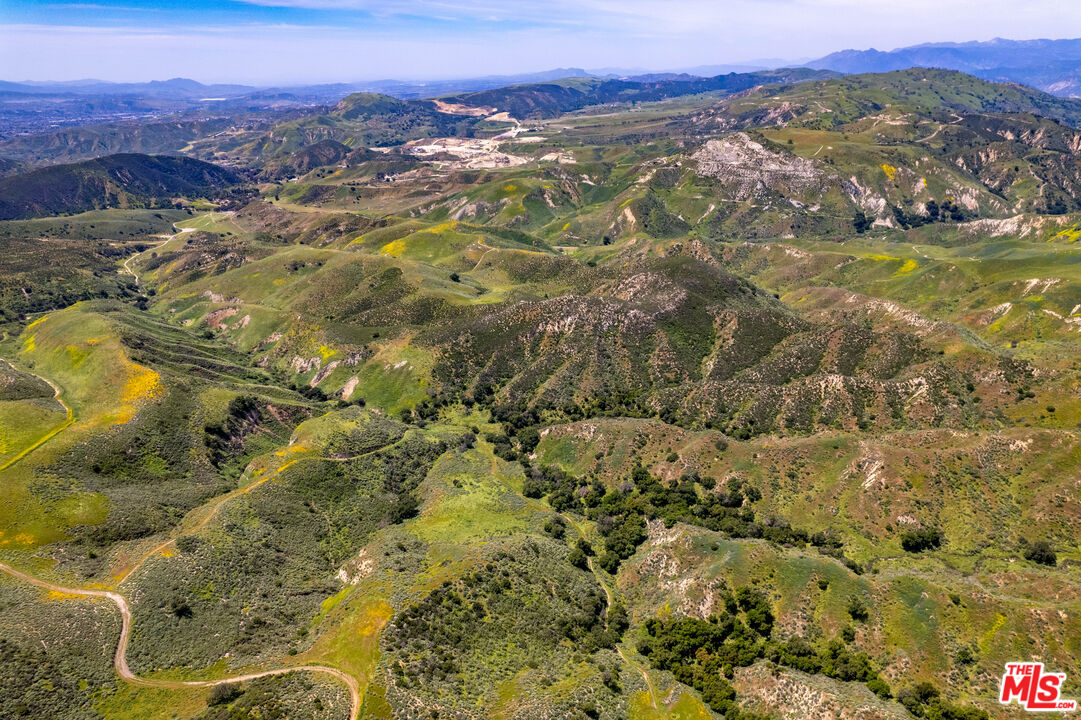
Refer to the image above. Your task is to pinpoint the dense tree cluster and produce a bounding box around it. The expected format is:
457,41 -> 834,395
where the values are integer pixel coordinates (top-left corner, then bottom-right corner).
638,588 -> 889,717
640,593 -> 989,719
637,588 -> 774,719
526,463 -> 857,573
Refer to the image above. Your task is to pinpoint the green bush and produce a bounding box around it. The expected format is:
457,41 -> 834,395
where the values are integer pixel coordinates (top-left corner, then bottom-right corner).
847,596 -> 869,622
900,527 -> 942,553
1024,540 -> 1057,566
207,683 -> 242,706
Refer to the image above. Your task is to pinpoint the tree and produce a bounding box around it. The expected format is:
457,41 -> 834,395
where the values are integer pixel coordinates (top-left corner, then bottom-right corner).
866,677 -> 892,699
567,547 -> 589,570
169,597 -> 193,618
900,527 -> 942,553
543,516 -> 565,539
1024,540 -> 1057,566
847,596 -> 869,622
388,493 -> 420,523
737,587 -> 774,636
598,551 -> 621,574
208,683 -> 243,706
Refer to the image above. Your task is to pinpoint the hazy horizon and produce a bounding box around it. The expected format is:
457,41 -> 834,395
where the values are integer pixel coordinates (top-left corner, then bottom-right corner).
2,0 -> 1081,85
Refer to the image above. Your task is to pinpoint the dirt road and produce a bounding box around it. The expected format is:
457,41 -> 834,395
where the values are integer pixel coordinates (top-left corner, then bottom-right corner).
121,227 -> 193,285
0,359 -> 74,472
0,561 -> 360,719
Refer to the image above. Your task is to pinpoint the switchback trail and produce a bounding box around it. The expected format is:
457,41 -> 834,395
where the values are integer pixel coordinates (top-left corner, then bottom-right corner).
0,560 -> 361,719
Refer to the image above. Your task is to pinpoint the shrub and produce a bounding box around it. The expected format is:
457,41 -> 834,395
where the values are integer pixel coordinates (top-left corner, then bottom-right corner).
900,527 -> 942,553
567,547 -> 589,570
847,596 -> 869,622
208,683 -> 242,706
176,535 -> 199,554
1024,540 -> 1057,566
897,681 -> 987,720
866,677 -> 892,699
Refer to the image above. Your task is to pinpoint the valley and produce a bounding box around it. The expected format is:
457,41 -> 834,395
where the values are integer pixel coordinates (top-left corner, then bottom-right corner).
0,65 -> 1080,720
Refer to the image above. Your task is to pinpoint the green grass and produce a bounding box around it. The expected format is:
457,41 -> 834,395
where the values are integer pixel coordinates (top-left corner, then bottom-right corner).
6,68 -> 1081,720
0,209 -> 188,242
174,212 -> 242,235
0,397 -> 69,468
407,443 -> 539,545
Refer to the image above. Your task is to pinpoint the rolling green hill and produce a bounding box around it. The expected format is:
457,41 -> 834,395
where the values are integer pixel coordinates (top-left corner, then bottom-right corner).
3,67 -> 1081,720
445,68 -> 838,119
0,117 -> 241,165
725,68 -> 1081,127
0,153 -> 242,220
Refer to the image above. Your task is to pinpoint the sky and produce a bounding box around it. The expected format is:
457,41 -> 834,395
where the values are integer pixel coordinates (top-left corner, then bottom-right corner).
2,0 -> 1081,84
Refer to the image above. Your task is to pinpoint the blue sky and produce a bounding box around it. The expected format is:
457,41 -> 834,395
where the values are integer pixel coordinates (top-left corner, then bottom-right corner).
2,0 -> 1081,84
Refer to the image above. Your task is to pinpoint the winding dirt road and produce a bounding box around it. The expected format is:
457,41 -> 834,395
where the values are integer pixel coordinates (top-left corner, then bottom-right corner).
0,313 -> 361,718
0,559 -> 360,718
120,226 -> 194,285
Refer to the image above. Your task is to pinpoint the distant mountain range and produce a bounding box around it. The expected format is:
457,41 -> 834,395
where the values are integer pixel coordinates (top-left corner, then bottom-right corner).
807,37 -> 1081,97
0,69 -> 604,105
5,37 -> 1081,144
0,70 -> 614,138
0,77 -> 257,99
7,37 -> 1081,111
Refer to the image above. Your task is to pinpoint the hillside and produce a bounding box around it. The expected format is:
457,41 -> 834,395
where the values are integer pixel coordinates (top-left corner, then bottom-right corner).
0,110 -> 306,166
724,68 -> 1081,127
444,68 -> 837,118
2,67 -> 1081,720
0,157 -> 23,177
0,153 -> 242,220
